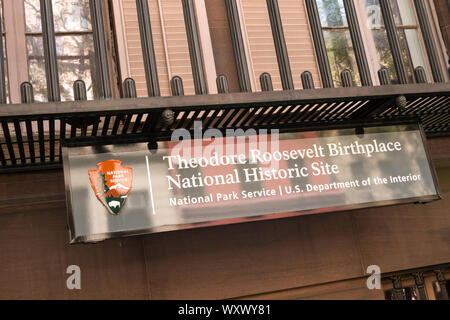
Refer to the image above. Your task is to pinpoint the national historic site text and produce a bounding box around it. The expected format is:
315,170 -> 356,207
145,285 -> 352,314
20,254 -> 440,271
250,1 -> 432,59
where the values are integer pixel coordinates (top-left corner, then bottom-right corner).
158,138 -> 425,207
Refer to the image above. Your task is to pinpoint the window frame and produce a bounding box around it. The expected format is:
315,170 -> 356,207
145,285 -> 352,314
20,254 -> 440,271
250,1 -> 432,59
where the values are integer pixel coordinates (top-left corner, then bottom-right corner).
3,0 -> 28,103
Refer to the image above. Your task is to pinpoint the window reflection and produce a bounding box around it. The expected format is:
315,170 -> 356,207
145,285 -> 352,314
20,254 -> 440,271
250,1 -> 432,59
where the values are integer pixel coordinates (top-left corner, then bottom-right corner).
56,35 -> 96,101
323,30 -> 359,87
318,0 -> 348,27
26,36 -> 46,101
52,0 -> 91,32
24,0 -> 42,33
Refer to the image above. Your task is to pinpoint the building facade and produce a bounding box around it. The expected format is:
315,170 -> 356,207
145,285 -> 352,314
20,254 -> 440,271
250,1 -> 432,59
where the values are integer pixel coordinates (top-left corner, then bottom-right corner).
0,0 -> 449,299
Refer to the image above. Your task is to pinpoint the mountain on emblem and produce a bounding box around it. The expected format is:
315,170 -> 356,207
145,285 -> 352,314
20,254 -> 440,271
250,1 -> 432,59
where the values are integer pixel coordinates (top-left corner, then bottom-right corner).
88,160 -> 133,215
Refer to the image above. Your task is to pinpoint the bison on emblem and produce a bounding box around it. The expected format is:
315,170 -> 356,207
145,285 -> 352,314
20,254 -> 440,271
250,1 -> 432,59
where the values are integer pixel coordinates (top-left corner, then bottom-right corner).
88,160 -> 133,215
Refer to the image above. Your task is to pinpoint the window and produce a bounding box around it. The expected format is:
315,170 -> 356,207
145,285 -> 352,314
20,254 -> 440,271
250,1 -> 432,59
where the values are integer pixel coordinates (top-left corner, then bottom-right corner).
365,0 -> 429,83
316,0 -> 436,86
24,0 -> 97,101
317,0 -> 359,86
0,0 -> 117,103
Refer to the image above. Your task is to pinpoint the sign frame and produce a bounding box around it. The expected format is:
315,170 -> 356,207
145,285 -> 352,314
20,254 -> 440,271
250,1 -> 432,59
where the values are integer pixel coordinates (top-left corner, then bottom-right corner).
62,119 -> 441,243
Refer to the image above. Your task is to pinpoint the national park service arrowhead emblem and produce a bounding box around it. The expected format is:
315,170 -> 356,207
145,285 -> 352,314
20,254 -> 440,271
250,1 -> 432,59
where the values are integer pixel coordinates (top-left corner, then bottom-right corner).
88,160 -> 133,215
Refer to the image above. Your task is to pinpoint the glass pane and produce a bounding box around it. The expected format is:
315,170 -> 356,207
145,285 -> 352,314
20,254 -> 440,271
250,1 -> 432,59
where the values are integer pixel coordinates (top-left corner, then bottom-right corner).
402,29 -> 428,77
24,0 -> 42,33
56,34 -> 96,101
366,0 -> 417,27
366,0 -> 384,28
390,0 -> 417,26
404,30 -> 426,69
323,30 -> 360,87
26,36 -> 47,102
370,29 -> 396,78
317,0 -> 348,27
52,0 -> 92,32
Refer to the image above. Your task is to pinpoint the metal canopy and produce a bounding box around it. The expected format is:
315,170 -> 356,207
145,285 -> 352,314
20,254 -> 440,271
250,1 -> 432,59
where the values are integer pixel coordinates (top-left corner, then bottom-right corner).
0,83 -> 449,172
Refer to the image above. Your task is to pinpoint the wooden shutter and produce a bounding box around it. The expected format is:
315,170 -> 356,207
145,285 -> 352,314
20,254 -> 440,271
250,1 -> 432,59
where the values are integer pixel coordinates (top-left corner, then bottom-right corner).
240,0 -> 321,90
120,0 -> 196,96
